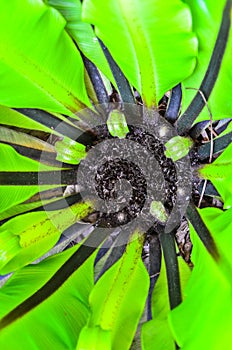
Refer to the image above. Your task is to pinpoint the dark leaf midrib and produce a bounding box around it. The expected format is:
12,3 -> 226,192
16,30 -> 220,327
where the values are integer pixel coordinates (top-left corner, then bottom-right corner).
0,228 -> 110,330
177,0 -> 232,135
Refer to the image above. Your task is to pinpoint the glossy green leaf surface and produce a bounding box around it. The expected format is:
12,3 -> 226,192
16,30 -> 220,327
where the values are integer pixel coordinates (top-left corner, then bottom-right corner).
0,0 -> 90,115
0,143 -> 60,214
0,201 -> 92,274
76,326 -> 111,350
180,0 -> 232,123
77,233 -> 149,350
0,246 -> 95,350
82,0 -> 197,106
198,143 -> 232,208
0,127 -> 55,153
0,105 -> 80,138
0,187 -> 70,221
45,0 -> 115,84
141,256 -> 191,350
0,106 -> 53,132
170,207 -> 232,350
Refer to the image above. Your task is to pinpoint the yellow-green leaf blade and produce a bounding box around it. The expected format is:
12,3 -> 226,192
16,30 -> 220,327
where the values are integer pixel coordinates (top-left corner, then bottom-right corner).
45,0 -> 115,85
0,247 -> 95,349
0,0 -> 90,115
82,232 -> 150,350
0,143 -> 60,214
170,208 -> 232,350
83,0 -> 197,106
0,201 -> 93,274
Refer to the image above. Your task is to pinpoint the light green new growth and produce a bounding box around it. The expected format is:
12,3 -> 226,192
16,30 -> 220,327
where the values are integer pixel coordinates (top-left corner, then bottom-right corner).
150,201 -> 168,223
55,136 -> 86,164
164,136 -> 193,161
106,109 -> 129,139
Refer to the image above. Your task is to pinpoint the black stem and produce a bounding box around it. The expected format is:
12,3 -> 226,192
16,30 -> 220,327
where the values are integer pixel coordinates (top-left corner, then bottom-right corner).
95,229 -> 132,281
147,233 -> 162,320
177,0 -> 231,135
1,143 -> 71,168
0,192 -> 82,226
197,180 -> 220,197
82,54 -> 109,104
165,84 -> 182,123
94,234 -> 116,266
14,108 -> 93,143
98,39 -> 136,104
197,131 -> 232,160
36,193 -> 82,211
0,169 -> 78,186
160,230 -> 181,310
186,201 -> 220,260
189,121 -> 210,139
0,227 -> 110,330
